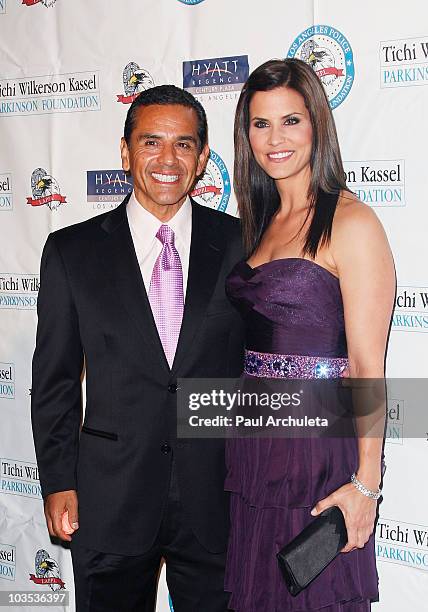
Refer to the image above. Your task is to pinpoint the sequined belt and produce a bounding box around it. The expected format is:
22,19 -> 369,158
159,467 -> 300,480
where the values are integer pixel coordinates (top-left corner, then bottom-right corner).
244,350 -> 348,379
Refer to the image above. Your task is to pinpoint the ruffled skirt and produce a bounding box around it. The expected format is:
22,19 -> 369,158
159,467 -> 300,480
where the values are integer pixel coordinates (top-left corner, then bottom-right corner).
224,437 -> 379,611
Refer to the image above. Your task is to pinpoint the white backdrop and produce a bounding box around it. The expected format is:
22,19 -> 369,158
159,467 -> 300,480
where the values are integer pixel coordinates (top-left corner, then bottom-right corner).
0,1 -> 427,610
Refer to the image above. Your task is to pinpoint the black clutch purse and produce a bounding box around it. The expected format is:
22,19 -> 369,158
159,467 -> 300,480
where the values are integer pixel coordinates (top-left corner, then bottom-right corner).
277,506 -> 348,596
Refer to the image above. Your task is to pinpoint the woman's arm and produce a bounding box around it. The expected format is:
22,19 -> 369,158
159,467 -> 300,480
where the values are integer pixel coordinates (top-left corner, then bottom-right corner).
334,197 -> 395,484
311,195 -> 395,552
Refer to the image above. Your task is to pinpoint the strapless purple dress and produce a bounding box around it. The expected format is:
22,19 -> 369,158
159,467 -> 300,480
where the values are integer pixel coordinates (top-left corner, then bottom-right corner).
224,259 -> 379,612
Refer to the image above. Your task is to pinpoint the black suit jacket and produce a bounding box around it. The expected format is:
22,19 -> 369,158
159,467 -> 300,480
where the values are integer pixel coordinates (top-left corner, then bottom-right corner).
31,195 -> 245,555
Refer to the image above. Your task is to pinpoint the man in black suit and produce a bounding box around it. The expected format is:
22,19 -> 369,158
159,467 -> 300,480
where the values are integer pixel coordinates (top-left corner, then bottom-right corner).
31,85 -> 244,611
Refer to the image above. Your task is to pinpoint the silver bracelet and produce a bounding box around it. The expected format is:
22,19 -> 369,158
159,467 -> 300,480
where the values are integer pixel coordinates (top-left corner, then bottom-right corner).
351,473 -> 382,500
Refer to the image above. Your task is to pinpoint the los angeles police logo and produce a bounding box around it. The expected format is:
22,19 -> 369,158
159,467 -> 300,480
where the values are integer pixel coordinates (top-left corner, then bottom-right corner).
190,149 -> 230,213
29,549 -> 65,591
22,0 -> 58,6
27,168 -> 66,210
288,26 -> 354,109
117,62 -> 155,104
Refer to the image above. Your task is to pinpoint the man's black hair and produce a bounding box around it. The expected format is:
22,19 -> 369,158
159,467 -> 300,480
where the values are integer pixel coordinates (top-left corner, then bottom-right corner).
123,84 -> 208,152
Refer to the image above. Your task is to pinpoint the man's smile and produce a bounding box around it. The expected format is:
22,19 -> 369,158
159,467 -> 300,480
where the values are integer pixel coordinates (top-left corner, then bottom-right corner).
151,172 -> 180,184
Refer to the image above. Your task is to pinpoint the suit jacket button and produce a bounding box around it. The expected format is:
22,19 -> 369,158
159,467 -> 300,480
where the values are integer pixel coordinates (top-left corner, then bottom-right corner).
168,383 -> 178,393
161,443 -> 171,455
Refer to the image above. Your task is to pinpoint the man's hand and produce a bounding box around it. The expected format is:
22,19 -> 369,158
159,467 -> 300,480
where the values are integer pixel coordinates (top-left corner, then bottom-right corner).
44,490 -> 79,542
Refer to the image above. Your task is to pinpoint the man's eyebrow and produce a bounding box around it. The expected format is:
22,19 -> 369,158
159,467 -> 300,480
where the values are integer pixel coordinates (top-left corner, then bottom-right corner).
135,133 -> 198,143
136,133 -> 161,141
176,135 -> 198,143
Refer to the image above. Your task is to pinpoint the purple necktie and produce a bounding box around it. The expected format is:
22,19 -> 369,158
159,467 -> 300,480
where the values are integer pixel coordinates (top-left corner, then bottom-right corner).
148,225 -> 184,368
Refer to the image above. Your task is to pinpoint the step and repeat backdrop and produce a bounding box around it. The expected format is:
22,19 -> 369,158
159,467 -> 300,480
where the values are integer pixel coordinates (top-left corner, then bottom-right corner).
0,0 -> 427,610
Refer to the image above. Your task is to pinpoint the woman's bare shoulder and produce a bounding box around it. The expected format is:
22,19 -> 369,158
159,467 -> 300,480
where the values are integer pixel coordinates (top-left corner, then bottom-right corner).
333,190 -> 384,238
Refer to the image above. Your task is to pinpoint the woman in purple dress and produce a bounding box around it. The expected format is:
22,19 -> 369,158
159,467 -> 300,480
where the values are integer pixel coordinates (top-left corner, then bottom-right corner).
224,59 -> 395,611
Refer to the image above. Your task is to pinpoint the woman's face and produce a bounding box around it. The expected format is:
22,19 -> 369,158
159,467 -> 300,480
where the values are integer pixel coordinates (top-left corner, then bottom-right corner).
248,86 -> 313,184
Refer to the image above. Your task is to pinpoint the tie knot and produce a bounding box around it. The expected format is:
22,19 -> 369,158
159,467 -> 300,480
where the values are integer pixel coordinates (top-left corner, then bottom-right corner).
156,224 -> 175,245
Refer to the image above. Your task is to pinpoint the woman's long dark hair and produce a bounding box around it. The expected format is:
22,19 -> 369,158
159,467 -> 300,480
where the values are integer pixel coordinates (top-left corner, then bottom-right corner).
234,58 -> 349,257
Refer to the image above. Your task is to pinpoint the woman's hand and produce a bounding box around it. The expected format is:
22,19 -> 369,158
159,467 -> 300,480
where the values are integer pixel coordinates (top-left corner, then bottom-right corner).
310,483 -> 377,553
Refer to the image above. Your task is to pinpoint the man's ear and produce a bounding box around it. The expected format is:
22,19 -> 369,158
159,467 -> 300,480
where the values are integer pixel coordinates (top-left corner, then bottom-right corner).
120,137 -> 130,172
196,143 -> 210,177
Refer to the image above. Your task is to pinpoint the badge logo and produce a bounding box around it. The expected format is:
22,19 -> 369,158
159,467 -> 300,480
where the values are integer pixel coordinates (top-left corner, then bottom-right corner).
22,0 -> 58,6
190,149 -> 230,212
178,0 -> 205,4
117,62 -> 155,104
29,550 -> 65,590
288,25 -> 354,109
27,168 -> 66,210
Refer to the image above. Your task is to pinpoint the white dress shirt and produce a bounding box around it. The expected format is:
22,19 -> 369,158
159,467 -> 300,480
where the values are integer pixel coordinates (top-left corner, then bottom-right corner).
126,191 -> 192,299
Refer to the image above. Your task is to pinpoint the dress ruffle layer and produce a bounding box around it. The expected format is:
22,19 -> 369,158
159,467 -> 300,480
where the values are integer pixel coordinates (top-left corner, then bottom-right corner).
224,438 -> 379,612
225,437 -> 359,510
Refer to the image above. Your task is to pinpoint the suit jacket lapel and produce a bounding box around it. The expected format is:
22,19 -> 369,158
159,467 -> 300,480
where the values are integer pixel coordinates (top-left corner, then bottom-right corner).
100,197 -> 227,376
100,196 -> 170,374
171,201 -> 225,374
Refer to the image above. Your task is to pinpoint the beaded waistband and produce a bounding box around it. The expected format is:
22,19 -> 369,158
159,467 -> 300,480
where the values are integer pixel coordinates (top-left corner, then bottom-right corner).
244,350 -> 348,379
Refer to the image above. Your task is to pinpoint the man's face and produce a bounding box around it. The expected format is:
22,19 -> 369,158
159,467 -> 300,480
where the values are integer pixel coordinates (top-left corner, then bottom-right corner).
121,104 -> 209,217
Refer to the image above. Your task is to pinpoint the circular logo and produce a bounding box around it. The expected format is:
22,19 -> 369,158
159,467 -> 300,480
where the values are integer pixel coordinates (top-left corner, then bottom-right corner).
287,25 -> 354,109
178,0 -> 205,4
190,149 -> 231,213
